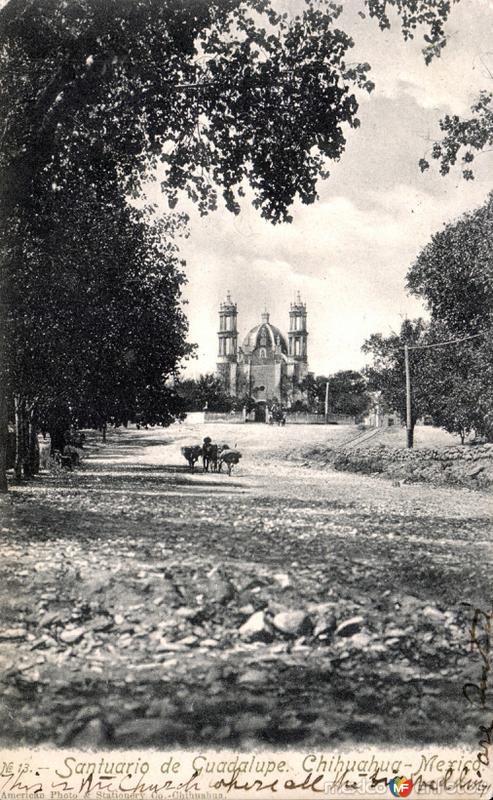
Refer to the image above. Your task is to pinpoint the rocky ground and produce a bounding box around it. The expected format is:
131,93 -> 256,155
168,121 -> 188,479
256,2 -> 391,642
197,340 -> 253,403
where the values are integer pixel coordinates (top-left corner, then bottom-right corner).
0,422 -> 491,749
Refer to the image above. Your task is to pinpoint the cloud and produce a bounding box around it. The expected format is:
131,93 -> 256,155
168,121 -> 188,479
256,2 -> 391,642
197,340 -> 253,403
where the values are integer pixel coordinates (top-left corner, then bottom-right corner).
143,0 -> 493,379
343,0 -> 493,114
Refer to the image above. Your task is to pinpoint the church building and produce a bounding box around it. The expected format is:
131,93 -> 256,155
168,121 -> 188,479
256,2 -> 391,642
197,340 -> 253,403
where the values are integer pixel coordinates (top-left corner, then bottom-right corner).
216,292 -> 310,415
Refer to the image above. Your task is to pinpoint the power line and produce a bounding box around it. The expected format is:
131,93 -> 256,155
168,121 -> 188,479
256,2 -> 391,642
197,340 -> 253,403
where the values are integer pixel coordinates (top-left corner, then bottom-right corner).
403,329 -> 486,448
406,331 -> 485,351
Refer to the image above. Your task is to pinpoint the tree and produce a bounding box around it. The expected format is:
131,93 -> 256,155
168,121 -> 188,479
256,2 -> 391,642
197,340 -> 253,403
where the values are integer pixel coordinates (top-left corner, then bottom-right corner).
407,196 -> 493,442
421,348 -> 477,444
468,335 -> 493,441
299,371 -> 370,416
0,0 -> 462,490
363,319 -> 493,444
362,319 -> 431,447
327,370 -> 370,418
4,167 -> 192,472
232,394 -> 257,414
298,374 -> 325,411
177,374 -> 232,412
407,193 -> 493,336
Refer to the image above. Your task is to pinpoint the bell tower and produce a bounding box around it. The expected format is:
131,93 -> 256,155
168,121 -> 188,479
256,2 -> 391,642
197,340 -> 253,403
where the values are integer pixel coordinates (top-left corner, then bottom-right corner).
288,292 -> 308,364
217,292 -> 238,394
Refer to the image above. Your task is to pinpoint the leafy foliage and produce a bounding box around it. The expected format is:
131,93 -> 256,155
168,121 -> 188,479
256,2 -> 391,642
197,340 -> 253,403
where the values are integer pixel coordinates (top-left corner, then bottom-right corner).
3,163 -> 192,458
363,319 -> 493,443
363,0 -> 460,64
177,373 -> 234,412
327,370 -> 371,417
362,319 -> 430,430
0,0 -> 462,487
407,195 -> 493,441
0,0 -> 461,223
0,0 -> 378,226
407,193 -> 493,335
418,336 -> 480,443
419,91 -> 493,179
300,371 -> 370,416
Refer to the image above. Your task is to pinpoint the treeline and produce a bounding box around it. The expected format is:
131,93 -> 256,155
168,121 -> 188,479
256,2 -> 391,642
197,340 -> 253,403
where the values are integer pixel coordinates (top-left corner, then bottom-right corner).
1,119 -> 193,479
177,375 -> 254,413
363,193 -> 493,445
298,371 -> 370,417
4,185 -> 192,477
177,370 -> 371,418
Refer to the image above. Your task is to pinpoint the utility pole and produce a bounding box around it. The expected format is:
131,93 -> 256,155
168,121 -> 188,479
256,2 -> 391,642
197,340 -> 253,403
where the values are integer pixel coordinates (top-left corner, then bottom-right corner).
404,344 -> 413,449
324,380 -> 329,424
402,331 -> 483,450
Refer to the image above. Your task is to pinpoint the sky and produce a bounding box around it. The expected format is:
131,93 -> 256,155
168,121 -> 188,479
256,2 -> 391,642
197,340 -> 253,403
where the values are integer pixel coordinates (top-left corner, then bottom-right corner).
148,0 -> 493,378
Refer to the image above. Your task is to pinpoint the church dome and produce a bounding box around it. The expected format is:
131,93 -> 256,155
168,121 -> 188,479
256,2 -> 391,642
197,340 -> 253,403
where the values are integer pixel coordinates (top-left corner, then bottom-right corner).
242,312 -> 288,354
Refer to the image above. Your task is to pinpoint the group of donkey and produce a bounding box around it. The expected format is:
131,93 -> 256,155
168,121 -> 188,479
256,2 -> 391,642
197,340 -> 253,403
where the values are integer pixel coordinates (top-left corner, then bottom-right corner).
181,437 -> 242,475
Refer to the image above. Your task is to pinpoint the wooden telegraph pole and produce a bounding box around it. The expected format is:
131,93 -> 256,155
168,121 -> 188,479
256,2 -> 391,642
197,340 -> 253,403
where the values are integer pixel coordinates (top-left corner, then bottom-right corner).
403,331 -> 483,450
324,380 -> 329,424
404,344 -> 413,449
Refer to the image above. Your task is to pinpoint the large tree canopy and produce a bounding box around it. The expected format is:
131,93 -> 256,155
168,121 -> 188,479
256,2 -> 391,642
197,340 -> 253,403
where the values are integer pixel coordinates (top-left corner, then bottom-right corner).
4,160 -> 192,461
0,0 -> 369,226
0,0 -> 461,225
406,194 -> 493,442
407,192 -> 493,335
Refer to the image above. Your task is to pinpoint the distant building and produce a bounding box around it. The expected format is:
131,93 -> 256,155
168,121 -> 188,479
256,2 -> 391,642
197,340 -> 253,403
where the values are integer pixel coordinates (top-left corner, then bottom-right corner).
216,292 -> 310,420
363,393 -> 400,428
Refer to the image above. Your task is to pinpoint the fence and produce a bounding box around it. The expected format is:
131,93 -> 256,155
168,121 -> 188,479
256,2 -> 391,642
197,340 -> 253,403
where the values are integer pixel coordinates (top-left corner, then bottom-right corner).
285,412 -> 355,425
204,410 -> 246,424
184,411 -> 355,425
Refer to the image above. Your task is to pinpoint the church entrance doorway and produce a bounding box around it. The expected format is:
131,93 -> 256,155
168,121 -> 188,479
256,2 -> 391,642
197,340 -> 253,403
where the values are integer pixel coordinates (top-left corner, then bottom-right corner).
254,401 -> 267,423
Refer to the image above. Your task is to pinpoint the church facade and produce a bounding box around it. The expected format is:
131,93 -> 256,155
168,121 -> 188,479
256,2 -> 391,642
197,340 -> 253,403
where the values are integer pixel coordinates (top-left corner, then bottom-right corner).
216,293 -> 310,413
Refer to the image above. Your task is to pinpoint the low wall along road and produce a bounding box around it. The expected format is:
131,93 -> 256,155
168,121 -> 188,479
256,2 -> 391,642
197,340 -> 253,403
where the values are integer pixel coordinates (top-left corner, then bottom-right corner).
304,442 -> 493,490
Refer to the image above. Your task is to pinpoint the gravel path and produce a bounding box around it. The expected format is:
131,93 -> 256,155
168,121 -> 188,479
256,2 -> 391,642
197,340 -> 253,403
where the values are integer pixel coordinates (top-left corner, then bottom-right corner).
0,422 -> 491,748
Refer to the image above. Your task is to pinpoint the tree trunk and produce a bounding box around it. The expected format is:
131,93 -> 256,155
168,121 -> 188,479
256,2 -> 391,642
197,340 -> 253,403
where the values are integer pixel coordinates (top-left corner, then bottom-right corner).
21,409 -> 31,477
0,281 -> 8,491
0,388 -> 8,493
102,422 -> 107,443
14,395 -> 24,481
27,407 -> 39,475
50,425 -> 65,456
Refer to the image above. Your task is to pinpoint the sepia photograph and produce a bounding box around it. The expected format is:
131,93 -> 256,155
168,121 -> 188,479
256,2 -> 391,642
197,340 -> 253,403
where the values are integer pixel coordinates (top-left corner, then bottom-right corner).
0,0 -> 492,797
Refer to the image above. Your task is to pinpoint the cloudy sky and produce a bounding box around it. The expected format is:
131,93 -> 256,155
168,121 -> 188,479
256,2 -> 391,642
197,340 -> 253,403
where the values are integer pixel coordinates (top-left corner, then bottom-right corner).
153,0 -> 493,377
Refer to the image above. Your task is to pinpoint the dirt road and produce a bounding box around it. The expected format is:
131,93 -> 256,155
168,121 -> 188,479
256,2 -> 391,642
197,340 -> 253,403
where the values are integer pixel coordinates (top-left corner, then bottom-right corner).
0,421 -> 491,748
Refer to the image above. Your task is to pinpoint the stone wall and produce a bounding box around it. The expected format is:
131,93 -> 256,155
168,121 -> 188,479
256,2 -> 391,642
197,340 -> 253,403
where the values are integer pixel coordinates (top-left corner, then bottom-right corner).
325,444 -> 493,490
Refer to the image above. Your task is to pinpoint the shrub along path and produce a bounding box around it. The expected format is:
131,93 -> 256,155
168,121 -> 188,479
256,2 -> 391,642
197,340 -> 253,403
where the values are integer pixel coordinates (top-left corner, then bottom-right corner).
0,422 -> 491,749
